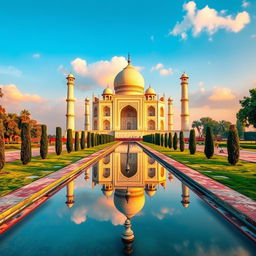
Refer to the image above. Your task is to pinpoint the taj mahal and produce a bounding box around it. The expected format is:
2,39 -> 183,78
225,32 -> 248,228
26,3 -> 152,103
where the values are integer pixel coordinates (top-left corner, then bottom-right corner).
65,56 -> 190,139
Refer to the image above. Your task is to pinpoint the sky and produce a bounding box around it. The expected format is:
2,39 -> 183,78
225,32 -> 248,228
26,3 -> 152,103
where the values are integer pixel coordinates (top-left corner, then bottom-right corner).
0,0 -> 255,133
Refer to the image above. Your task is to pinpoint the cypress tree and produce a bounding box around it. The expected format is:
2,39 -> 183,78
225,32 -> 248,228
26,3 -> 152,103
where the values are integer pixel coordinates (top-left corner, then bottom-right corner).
87,132 -> 91,148
173,132 -> 178,150
160,134 -> 164,146
55,127 -> 62,155
80,131 -> 85,149
0,120 -> 5,170
227,125 -> 240,165
168,132 -> 172,149
179,131 -> 185,152
91,133 -> 95,147
66,129 -> 73,153
99,134 -> 102,145
189,129 -> 196,155
164,133 -> 168,147
40,125 -> 48,159
204,126 -> 214,159
75,131 -> 80,151
20,123 -> 31,164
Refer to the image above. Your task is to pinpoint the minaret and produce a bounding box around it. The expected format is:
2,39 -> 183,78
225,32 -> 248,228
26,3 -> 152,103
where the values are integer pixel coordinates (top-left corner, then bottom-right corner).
180,73 -> 190,131
168,97 -> 174,131
66,73 -> 75,131
66,180 -> 75,208
181,184 -> 190,208
84,97 -> 90,130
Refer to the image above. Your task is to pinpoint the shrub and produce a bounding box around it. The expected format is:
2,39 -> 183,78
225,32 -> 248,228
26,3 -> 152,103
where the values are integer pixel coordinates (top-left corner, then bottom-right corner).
160,134 -> 164,146
189,129 -> 196,154
173,132 -> 178,150
164,133 -> 168,147
66,129 -> 73,153
0,120 -> 5,170
227,125 -> 240,165
80,131 -> 85,149
87,132 -> 91,148
168,132 -> 172,149
179,131 -> 184,152
75,131 -> 80,151
20,123 -> 31,164
204,126 -> 214,159
40,125 -> 48,159
55,127 -> 62,155
91,133 -> 95,147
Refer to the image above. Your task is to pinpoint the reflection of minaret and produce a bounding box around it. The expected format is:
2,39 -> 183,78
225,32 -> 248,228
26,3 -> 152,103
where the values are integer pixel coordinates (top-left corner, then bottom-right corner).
168,97 -> 174,131
101,184 -> 113,197
180,73 -> 190,131
168,172 -> 174,182
122,240 -> 133,256
181,184 -> 190,208
145,184 -> 157,197
84,168 -> 90,181
84,97 -> 90,130
66,180 -> 75,208
66,73 -> 76,131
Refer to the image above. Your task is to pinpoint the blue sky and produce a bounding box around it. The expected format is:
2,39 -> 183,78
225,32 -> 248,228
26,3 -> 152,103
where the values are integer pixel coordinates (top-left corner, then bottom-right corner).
0,0 -> 255,133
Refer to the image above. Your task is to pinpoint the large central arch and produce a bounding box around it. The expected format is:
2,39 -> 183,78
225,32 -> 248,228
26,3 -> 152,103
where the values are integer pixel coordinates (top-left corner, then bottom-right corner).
120,105 -> 137,130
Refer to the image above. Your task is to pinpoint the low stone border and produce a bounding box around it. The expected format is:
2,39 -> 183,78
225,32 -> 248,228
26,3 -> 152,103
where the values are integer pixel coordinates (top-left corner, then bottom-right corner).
0,142 -> 120,228
139,142 -> 256,242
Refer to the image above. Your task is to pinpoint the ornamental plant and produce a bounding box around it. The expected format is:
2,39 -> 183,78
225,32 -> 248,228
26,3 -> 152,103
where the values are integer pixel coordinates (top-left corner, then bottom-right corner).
87,132 -> 91,148
91,133 -> 95,147
179,131 -> 184,152
173,132 -> 178,150
189,129 -> 196,155
66,129 -> 73,153
80,131 -> 85,149
164,133 -> 168,147
227,125 -> 240,165
75,131 -> 80,151
204,126 -> 214,159
20,123 -> 32,164
55,127 -> 62,155
168,132 -> 172,149
0,120 -> 5,170
40,125 -> 48,159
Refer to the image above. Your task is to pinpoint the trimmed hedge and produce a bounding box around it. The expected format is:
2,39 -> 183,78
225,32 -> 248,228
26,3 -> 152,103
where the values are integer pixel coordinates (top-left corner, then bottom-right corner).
173,132 -> 178,150
204,126 -> 214,159
66,129 -> 73,153
0,120 -> 5,170
227,125 -> 240,165
168,132 -> 172,149
20,123 -> 31,165
75,131 -> 80,151
87,132 -> 91,148
189,129 -> 196,155
40,125 -> 48,159
55,127 -> 62,155
179,131 -> 184,152
80,131 -> 85,149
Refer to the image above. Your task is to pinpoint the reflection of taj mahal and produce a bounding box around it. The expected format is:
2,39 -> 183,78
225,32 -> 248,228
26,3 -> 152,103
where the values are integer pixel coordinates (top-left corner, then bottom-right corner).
66,56 -> 190,139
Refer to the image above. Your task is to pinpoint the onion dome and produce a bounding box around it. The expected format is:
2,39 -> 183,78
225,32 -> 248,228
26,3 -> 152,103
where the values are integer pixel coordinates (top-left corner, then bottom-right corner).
180,73 -> 189,79
67,73 -> 75,79
145,86 -> 156,95
114,188 -> 145,219
114,57 -> 144,95
102,87 -> 113,95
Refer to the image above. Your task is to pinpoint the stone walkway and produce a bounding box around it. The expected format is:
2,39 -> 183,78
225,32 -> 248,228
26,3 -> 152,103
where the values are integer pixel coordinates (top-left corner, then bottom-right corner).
187,144 -> 256,163
5,145 -> 66,163
0,143 -> 118,227
140,143 -> 256,240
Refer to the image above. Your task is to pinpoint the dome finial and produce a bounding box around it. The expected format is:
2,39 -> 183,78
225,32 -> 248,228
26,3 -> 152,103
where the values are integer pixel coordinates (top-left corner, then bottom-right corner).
128,53 -> 131,64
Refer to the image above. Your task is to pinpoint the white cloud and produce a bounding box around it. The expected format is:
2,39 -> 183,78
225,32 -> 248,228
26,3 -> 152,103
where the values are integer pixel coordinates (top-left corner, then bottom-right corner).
170,1 -> 250,39
198,81 -> 204,86
32,53 -> 41,58
181,32 -> 187,40
208,87 -> 236,101
242,0 -> 250,8
251,34 -> 256,39
151,63 -> 173,76
57,64 -> 68,76
0,66 -> 22,77
151,63 -> 164,71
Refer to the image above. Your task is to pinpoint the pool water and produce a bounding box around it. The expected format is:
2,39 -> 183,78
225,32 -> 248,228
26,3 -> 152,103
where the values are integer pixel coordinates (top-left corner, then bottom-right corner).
0,143 -> 255,256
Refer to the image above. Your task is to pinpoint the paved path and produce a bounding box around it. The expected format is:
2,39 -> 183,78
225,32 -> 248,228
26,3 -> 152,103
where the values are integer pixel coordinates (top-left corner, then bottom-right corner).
0,143 -> 118,229
140,143 -> 256,239
188,144 -> 256,163
5,145 -> 66,163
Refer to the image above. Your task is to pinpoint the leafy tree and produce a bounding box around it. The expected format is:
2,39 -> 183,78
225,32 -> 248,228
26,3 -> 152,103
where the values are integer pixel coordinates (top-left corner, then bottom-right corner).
20,109 -> 31,123
192,120 -> 203,138
179,131 -> 184,152
189,129 -> 196,154
168,132 -> 172,148
237,88 -> 256,128
218,120 -> 232,138
66,129 -> 73,153
0,120 -> 5,170
204,126 -> 214,159
55,127 -> 62,155
20,123 -> 31,164
173,132 -> 178,150
227,125 -> 240,165
75,131 -> 80,151
80,131 -> 85,149
40,125 -> 48,159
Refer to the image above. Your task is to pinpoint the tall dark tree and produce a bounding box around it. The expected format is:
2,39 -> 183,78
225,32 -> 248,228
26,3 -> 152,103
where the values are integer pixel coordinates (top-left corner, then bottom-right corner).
91,133 -> 95,147
80,131 -> 85,149
168,132 -> 172,149
179,131 -> 184,152
227,125 -> 240,165
20,123 -> 31,164
66,129 -> 73,153
87,132 -> 91,148
164,133 -> 168,147
40,125 -> 48,159
55,127 -> 62,155
0,120 -> 5,170
173,132 -> 178,150
189,129 -> 196,155
160,134 -> 164,146
204,126 -> 214,159
75,131 -> 80,151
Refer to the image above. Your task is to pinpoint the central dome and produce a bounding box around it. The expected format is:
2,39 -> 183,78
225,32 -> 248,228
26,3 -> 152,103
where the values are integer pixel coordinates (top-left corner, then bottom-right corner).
114,60 -> 144,95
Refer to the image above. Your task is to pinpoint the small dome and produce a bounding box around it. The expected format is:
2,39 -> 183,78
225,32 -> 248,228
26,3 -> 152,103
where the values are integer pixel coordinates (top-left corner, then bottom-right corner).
180,73 -> 188,79
67,73 -> 75,79
102,189 -> 113,197
102,87 -> 113,95
145,87 -> 156,95
114,60 -> 144,95
85,97 -> 90,101
145,189 -> 156,197
182,201 -> 190,208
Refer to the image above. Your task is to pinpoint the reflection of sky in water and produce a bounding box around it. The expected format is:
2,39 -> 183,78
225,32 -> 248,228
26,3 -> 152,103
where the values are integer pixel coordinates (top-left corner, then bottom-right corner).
0,157 -> 255,255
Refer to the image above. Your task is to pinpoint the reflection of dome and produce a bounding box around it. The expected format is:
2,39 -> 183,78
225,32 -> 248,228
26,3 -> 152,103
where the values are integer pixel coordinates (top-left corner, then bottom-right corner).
102,87 -> 113,95
181,201 -> 190,208
114,188 -> 145,218
114,60 -> 144,95
102,184 -> 113,197
145,87 -> 156,95
66,197 -> 74,208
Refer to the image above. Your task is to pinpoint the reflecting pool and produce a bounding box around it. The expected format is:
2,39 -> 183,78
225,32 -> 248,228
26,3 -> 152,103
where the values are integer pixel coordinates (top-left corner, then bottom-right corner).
0,143 -> 255,256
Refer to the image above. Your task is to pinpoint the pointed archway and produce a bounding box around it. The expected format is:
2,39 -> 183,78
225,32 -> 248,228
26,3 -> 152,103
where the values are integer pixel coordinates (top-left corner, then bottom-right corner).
120,105 -> 137,130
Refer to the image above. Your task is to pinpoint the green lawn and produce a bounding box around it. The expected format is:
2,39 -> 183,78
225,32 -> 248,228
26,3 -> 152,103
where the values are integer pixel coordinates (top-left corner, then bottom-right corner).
5,143 -> 39,152
0,142 -> 116,197
143,142 -> 256,200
